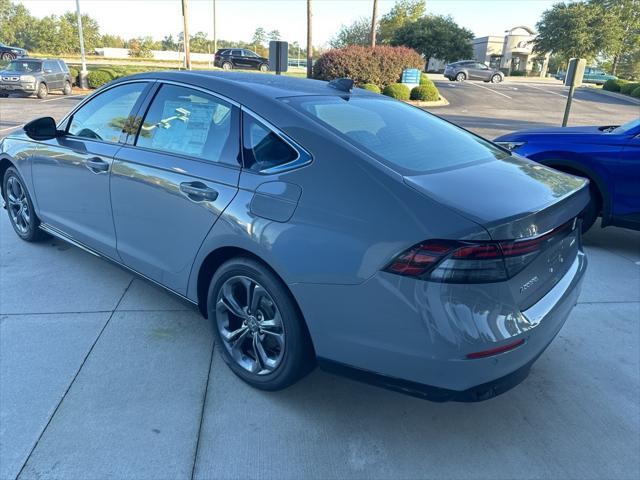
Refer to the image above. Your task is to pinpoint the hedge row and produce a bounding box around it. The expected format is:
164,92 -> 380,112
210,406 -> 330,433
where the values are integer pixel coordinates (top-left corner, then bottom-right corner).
361,73 -> 440,102
67,65 -> 167,89
313,45 -> 423,87
603,78 -> 640,98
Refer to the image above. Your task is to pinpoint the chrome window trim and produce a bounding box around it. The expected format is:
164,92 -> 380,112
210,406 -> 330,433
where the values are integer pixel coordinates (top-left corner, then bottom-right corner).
241,107 -> 313,175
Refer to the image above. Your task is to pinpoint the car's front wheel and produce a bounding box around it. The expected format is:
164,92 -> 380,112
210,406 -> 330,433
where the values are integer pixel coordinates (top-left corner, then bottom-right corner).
491,74 -> 502,83
3,166 -> 48,242
208,257 -> 315,390
455,72 -> 466,82
259,63 -> 268,72
1,52 -> 15,61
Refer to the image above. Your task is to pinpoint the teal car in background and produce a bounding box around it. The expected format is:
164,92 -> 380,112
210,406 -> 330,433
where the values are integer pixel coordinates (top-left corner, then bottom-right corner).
555,67 -> 617,85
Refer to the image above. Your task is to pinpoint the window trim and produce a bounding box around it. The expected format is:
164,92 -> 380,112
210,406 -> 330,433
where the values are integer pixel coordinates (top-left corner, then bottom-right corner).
241,107 -> 312,175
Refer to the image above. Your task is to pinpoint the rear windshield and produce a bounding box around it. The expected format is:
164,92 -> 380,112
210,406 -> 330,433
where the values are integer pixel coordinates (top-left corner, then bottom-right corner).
284,95 -> 508,175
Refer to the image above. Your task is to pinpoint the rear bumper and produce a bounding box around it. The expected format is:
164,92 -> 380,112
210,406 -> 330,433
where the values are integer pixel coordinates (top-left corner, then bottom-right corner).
292,250 -> 587,401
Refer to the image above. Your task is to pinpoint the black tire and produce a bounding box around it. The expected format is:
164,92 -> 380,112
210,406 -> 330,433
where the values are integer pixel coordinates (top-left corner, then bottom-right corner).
581,183 -> 601,233
222,62 -> 232,71
1,52 -> 15,61
491,74 -> 502,84
455,72 -> 466,82
62,80 -> 72,95
207,256 -> 315,390
259,63 -> 268,72
36,82 -> 48,99
3,166 -> 48,242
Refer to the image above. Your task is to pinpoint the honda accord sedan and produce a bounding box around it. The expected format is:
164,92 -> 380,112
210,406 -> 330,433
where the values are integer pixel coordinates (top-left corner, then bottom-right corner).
0,72 -> 588,401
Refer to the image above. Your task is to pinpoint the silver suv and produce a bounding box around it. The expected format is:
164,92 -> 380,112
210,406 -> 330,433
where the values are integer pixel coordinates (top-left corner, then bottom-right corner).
444,60 -> 504,83
0,58 -> 72,99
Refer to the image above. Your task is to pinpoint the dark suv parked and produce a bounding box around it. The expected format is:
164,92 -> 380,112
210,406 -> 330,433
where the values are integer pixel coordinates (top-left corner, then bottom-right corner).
214,49 -> 269,72
0,42 -> 28,60
0,58 -> 72,99
444,60 -> 504,83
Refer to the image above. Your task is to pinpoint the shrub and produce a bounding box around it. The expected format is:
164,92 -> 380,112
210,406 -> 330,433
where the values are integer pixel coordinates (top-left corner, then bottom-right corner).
510,70 -> 525,76
419,73 -> 433,86
313,45 -> 423,87
382,83 -> 410,100
410,84 -> 439,101
87,69 -> 113,89
360,83 -> 381,93
68,67 -> 79,85
620,82 -> 640,95
602,78 -> 627,92
631,86 -> 640,98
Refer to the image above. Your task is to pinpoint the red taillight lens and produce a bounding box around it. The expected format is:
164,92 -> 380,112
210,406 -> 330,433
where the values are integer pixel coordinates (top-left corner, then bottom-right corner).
466,339 -> 525,359
383,219 -> 576,283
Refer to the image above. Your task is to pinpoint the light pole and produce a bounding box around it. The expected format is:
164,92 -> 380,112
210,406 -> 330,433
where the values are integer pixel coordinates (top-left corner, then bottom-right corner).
213,0 -> 217,55
75,0 -> 88,88
182,0 -> 192,70
370,0 -> 378,48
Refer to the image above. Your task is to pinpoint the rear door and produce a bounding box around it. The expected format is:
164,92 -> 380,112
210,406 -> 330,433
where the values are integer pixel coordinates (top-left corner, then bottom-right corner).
43,60 -> 62,89
110,82 -> 241,293
231,50 -> 245,68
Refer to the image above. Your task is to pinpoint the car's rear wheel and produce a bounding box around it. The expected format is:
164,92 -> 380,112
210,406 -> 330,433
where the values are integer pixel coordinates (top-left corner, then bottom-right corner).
208,257 -> 315,390
62,80 -> 72,95
259,63 -> 268,72
36,82 -> 48,99
491,74 -> 502,83
3,167 -> 48,242
1,52 -> 15,61
222,62 -> 232,71
455,72 -> 466,82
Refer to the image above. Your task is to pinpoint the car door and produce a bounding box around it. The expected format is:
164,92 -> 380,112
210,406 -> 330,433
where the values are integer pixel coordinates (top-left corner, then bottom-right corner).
110,82 -> 241,293
614,132 -> 640,225
243,50 -> 260,69
42,61 -> 62,90
231,50 -> 245,68
473,63 -> 491,80
31,81 -> 151,258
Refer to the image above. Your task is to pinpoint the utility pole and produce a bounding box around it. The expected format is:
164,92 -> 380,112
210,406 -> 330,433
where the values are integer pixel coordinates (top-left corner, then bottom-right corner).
182,0 -> 192,70
306,0 -> 313,78
370,0 -> 378,48
75,0 -> 88,88
213,0 -> 217,55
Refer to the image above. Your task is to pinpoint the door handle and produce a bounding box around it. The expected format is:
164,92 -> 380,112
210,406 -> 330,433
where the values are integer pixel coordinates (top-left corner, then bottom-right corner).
85,157 -> 109,173
179,182 -> 219,202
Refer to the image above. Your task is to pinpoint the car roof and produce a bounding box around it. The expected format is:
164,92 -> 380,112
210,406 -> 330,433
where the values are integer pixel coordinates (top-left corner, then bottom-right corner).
118,71 -> 373,102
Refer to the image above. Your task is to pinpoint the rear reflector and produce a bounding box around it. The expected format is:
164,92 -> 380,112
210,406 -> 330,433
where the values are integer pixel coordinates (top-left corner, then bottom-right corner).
383,219 -> 577,283
466,339 -> 525,359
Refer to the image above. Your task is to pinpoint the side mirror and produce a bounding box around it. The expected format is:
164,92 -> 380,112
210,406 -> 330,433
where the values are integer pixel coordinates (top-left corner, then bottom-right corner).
23,117 -> 59,141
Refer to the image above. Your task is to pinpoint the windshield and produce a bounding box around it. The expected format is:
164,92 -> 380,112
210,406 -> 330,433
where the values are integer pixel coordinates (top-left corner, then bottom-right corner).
612,118 -> 640,134
5,61 -> 41,73
285,95 -> 508,175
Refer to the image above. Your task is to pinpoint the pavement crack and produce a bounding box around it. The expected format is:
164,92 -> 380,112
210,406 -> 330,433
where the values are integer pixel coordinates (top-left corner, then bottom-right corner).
14,278 -> 134,479
190,336 -> 215,480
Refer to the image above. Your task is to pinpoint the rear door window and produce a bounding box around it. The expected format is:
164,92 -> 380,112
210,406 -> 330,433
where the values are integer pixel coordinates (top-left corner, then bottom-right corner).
135,84 -> 239,166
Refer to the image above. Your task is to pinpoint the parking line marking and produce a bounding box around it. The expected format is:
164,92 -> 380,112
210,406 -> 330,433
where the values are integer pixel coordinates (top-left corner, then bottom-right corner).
41,94 -> 85,103
0,123 -> 24,133
467,82 -> 512,99
525,84 -> 582,103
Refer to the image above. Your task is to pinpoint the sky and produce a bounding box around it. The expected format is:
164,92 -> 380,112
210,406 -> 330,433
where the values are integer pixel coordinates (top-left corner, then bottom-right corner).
17,0 -> 558,47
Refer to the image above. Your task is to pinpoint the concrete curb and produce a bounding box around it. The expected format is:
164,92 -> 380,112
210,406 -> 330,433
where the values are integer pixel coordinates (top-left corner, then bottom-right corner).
404,94 -> 449,108
584,87 -> 640,105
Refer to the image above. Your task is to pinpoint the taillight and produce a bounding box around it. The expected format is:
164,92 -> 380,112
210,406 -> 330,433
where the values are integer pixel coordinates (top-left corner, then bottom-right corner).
384,219 -> 576,283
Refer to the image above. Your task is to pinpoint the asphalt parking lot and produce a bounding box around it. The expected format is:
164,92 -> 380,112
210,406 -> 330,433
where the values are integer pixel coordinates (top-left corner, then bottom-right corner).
1,84 -> 639,480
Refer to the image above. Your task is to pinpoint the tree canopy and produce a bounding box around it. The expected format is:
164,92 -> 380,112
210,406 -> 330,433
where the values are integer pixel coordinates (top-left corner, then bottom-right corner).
378,0 -> 426,44
329,17 -> 371,48
392,15 -> 474,65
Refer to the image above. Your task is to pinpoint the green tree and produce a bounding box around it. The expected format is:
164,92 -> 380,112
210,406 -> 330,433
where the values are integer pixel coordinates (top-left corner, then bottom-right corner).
161,34 -> 178,51
378,0 -> 426,44
190,31 -> 211,53
268,29 -> 281,41
533,2 -> 619,63
392,15 -> 473,66
590,0 -> 640,74
128,37 -> 155,58
329,17 -> 371,48
0,0 -> 38,50
101,34 -> 126,48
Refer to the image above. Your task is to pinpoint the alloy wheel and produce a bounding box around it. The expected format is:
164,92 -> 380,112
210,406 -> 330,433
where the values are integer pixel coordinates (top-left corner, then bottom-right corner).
216,275 -> 285,375
6,175 -> 31,234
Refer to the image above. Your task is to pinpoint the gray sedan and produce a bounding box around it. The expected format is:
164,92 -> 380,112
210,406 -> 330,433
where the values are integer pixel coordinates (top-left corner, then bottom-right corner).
0,71 -> 587,401
444,60 -> 504,83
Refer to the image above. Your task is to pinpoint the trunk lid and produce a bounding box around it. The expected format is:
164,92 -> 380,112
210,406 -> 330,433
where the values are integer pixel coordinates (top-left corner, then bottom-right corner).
404,155 -> 589,308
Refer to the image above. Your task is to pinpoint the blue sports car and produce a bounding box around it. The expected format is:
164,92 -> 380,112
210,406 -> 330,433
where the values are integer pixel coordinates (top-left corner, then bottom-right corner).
495,118 -> 640,233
